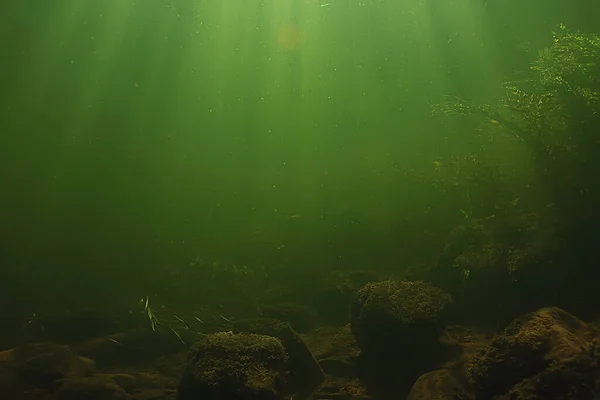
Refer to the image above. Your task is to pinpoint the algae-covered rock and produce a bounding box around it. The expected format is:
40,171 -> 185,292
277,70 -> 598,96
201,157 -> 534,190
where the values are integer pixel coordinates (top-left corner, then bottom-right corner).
468,307 -> 600,399
350,280 -> 453,398
177,332 -> 287,400
407,369 -> 470,400
351,280 -> 453,350
233,318 -> 325,397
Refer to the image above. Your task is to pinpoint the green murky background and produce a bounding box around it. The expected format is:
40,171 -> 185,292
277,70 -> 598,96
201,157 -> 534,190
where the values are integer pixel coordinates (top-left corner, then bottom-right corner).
1,0 -> 599,322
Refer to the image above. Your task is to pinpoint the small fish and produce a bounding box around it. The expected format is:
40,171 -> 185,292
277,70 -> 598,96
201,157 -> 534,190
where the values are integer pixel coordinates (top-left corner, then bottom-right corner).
321,3 -> 330,7
174,315 -> 191,330
194,316 -> 205,324
169,327 -> 186,344
147,307 -> 157,331
219,314 -> 233,323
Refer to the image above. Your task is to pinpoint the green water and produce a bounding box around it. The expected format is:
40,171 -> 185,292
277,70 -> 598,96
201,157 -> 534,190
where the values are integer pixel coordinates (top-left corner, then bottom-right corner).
1,0 -> 599,327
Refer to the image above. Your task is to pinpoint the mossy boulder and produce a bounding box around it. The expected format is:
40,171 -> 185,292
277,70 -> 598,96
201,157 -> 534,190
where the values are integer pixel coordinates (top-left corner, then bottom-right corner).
351,280 -> 453,351
233,318 -> 325,397
177,332 -> 287,400
350,280 -> 453,397
407,369 -> 470,400
467,307 -> 600,399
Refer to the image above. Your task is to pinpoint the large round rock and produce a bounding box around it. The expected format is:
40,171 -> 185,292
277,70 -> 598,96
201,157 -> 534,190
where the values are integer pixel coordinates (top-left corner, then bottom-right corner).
350,280 -> 453,397
177,332 -> 287,400
351,280 -> 453,351
467,307 -> 600,400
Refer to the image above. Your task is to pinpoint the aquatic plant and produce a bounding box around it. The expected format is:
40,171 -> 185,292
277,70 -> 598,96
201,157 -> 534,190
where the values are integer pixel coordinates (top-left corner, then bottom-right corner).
436,24 -> 600,218
429,151 -> 514,221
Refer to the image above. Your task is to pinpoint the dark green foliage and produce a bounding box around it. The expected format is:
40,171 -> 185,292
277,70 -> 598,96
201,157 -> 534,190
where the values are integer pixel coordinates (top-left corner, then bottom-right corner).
437,25 -> 600,154
438,209 -> 557,281
432,25 -> 600,322
435,25 -> 600,199
532,24 -> 600,107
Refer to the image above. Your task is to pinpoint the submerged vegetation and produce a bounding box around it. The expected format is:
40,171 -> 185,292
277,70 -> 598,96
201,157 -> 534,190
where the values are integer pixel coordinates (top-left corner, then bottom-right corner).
437,24 -> 600,215
431,24 -> 600,321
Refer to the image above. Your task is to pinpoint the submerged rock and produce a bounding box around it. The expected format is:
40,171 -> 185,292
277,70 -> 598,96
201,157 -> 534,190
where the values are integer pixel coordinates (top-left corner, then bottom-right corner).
350,280 -> 453,397
233,318 -> 325,397
407,369 -> 470,400
177,332 -> 287,400
467,307 -> 600,399
55,376 -> 131,400
351,280 -> 453,350
0,342 -> 93,389
72,327 -> 194,368
259,303 -> 318,333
